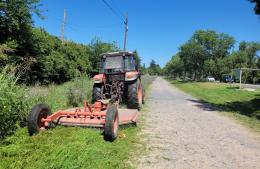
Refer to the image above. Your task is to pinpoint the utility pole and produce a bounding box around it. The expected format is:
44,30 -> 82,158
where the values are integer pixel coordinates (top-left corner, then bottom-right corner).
239,68 -> 242,89
61,9 -> 67,42
123,14 -> 128,51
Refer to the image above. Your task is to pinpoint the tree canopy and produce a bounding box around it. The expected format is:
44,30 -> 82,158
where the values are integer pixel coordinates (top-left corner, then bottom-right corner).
0,0 -> 142,85
249,0 -> 260,15
164,30 -> 260,83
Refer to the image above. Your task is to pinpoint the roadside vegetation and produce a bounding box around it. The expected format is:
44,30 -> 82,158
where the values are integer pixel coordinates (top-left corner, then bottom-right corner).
0,69 -> 93,139
163,26 -> 260,131
0,75 -> 155,169
163,30 -> 260,84
168,80 -> 260,132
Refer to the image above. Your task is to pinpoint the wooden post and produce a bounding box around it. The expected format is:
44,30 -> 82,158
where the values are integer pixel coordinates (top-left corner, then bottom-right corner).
123,14 -> 128,51
61,9 -> 67,42
239,69 -> 242,89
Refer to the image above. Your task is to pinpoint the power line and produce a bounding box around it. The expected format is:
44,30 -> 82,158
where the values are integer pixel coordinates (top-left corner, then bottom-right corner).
100,0 -> 129,51
66,22 -> 123,30
101,0 -> 125,22
109,0 -> 125,18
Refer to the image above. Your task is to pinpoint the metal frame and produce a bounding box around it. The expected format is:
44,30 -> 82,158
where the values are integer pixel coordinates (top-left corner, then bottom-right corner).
100,51 -> 134,57
42,101 -> 109,128
40,100 -> 138,128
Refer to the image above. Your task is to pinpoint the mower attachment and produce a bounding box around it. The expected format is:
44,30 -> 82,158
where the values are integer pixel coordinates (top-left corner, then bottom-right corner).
27,100 -> 138,141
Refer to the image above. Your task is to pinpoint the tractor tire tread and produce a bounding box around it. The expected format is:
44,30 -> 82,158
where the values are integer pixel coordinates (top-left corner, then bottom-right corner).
27,104 -> 51,136
104,105 -> 119,141
92,85 -> 102,103
127,79 -> 142,110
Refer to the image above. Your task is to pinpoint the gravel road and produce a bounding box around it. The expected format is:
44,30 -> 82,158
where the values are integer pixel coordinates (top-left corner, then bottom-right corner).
138,77 -> 260,169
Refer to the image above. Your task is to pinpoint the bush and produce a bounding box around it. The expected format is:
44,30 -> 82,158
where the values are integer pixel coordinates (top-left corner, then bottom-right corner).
0,71 -> 30,139
66,77 -> 93,107
0,71 -> 93,140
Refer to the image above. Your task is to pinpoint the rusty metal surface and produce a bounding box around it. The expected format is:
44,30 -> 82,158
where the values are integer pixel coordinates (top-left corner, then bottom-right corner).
57,116 -> 105,128
49,107 -> 139,128
118,109 -> 139,125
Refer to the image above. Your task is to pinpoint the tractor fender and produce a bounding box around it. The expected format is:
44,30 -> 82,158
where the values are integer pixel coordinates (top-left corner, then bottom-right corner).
125,71 -> 139,81
93,74 -> 105,84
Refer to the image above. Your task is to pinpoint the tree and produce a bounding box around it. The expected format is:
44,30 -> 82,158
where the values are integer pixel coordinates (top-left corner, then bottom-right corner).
89,38 -> 120,72
172,30 -> 235,80
164,55 -> 184,78
0,1 -> 135,85
236,41 -> 260,83
191,30 -> 235,60
0,0 -> 42,49
0,0 -> 43,81
249,0 -> 260,15
140,63 -> 148,74
133,50 -> 141,69
148,60 -> 161,75
179,41 -> 206,80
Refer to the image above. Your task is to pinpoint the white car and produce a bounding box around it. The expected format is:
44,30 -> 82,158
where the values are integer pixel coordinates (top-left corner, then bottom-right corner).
206,76 -> 215,82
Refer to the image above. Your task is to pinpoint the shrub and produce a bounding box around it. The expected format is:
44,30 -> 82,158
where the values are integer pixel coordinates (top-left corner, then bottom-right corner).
66,77 -> 93,107
0,71 -> 29,139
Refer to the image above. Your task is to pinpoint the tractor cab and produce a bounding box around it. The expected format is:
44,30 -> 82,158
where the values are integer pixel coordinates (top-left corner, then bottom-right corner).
99,51 -> 138,74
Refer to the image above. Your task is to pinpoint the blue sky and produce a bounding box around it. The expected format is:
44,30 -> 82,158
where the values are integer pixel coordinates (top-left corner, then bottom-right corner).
33,0 -> 260,67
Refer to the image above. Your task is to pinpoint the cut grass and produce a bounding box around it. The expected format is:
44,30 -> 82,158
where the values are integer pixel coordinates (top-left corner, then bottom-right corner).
167,80 -> 260,133
0,127 -> 139,169
0,75 -> 155,169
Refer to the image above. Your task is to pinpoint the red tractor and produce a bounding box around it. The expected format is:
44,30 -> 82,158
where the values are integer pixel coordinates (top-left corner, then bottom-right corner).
92,51 -> 144,110
26,51 -> 144,141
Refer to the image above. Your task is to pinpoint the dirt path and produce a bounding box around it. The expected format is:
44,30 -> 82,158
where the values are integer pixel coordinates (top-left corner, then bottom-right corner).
138,77 -> 260,169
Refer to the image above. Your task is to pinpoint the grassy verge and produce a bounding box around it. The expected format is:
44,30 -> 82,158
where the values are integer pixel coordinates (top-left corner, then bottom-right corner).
167,79 -> 260,133
0,75 -> 155,169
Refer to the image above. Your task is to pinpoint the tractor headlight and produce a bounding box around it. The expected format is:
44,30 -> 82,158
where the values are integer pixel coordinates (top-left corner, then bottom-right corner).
125,72 -> 139,81
93,74 -> 104,83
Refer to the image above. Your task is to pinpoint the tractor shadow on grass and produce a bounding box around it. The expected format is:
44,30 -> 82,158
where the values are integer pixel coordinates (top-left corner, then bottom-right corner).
187,94 -> 260,120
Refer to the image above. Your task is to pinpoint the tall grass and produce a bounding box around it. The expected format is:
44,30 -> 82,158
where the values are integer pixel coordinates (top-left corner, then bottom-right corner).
0,71 -> 93,140
0,71 -> 29,139
27,77 -> 93,111
0,75 -> 156,169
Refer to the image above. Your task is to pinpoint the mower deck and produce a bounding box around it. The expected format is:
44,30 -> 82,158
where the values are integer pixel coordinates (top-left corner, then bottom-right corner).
55,108 -> 139,127
28,100 -> 139,141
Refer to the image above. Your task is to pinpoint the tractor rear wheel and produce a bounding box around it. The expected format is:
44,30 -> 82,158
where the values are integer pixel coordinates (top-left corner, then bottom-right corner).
27,104 -> 51,136
92,84 -> 103,103
127,79 -> 142,110
104,105 -> 119,141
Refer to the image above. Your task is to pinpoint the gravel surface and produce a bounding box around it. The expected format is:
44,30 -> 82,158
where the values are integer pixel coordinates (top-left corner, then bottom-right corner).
138,77 -> 260,169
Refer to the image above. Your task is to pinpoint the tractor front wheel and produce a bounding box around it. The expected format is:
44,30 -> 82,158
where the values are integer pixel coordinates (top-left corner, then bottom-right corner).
104,105 -> 119,141
92,84 -> 104,103
27,104 -> 51,136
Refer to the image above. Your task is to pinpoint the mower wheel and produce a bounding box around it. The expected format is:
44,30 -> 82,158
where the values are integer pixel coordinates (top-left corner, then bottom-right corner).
104,105 -> 119,141
92,84 -> 103,103
27,104 -> 51,136
127,79 -> 142,110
